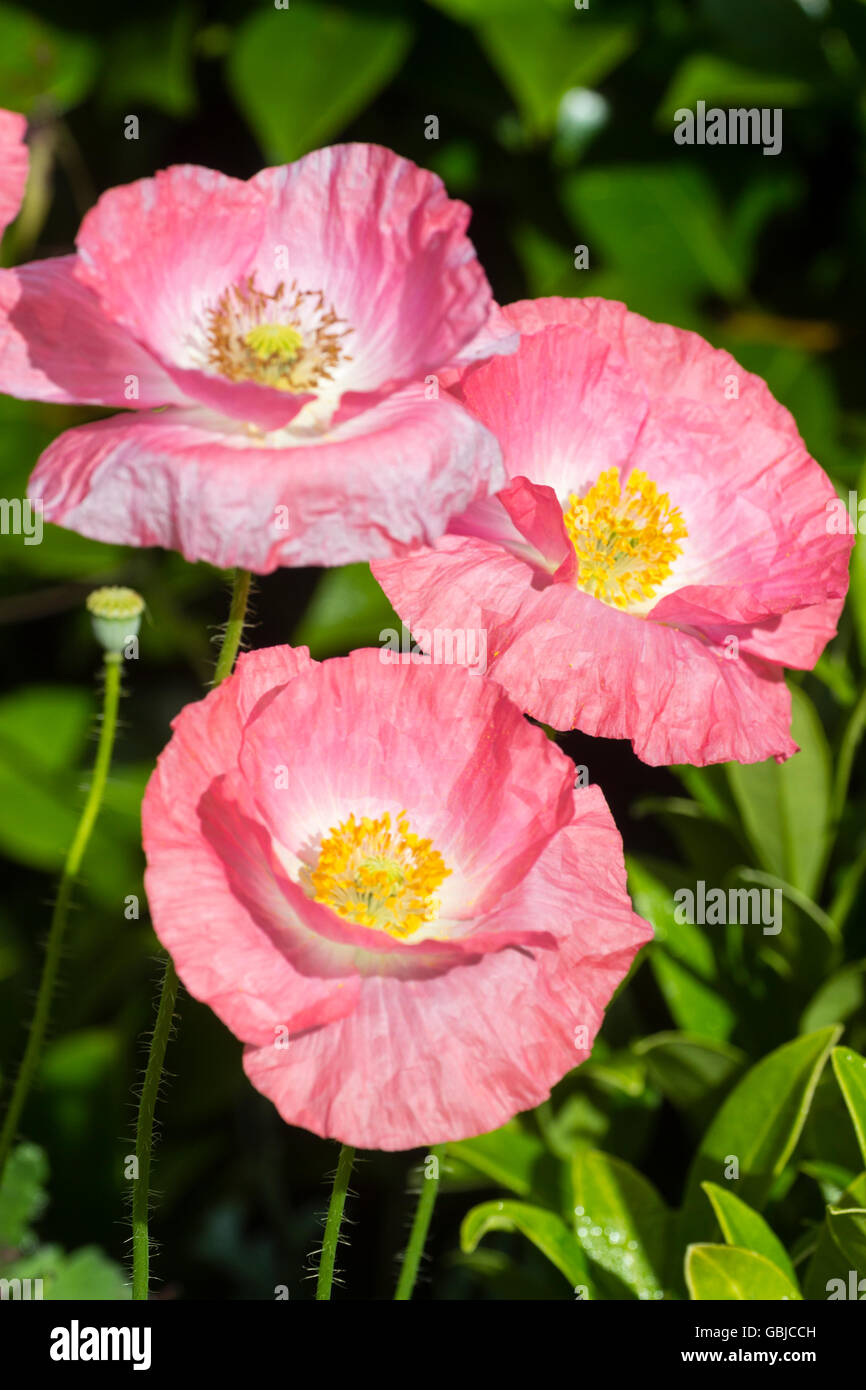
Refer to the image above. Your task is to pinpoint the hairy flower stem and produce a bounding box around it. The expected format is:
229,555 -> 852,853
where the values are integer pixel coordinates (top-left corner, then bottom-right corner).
316,1143 -> 356,1300
213,567 -> 253,686
394,1144 -> 445,1300
131,567 -> 252,1300
0,653 -> 123,1185
131,956 -> 179,1300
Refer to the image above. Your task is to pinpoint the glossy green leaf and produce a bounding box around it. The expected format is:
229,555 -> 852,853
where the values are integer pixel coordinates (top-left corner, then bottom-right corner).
228,4 -> 411,164
0,1142 -> 48,1249
803,1172 -> 866,1300
701,1182 -> 797,1284
832,1047 -> 866,1166
686,1244 -> 801,1300
461,1199 -> 593,1294
680,1027 -> 840,1247
570,1150 -> 671,1300
726,686 -> 832,899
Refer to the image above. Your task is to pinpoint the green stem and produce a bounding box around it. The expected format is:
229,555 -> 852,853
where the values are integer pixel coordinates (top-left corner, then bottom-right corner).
0,654 -> 123,1184
131,957 -> 178,1301
213,568 -> 253,686
316,1143 -> 356,1300
394,1144 -> 444,1300
131,567 -> 252,1300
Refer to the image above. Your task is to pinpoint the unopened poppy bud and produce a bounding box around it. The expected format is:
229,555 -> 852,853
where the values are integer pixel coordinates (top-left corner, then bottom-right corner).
86,586 -> 145,655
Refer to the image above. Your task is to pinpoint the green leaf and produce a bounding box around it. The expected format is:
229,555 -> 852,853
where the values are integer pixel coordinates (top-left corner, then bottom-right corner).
634,1032 -> 745,1117
0,1142 -> 48,1249
292,564 -> 399,660
799,1160 -> 856,1207
460,1199 -> 593,1294
561,164 -> 746,321
850,461 -> 866,667
686,1244 -> 801,1300
0,685 -> 91,871
446,1122 -> 553,1201
479,13 -> 635,138
45,1246 -> 131,1300
627,856 -> 735,1041
658,53 -> 810,125
726,686 -> 832,900
803,1172 -> 866,1299
701,1182 -> 798,1285
679,1026 -> 840,1248
1,1243 -> 130,1298
800,962 -> 866,1034
100,7 -> 197,117
832,1047 -> 866,1166
228,4 -> 411,164
0,2 -> 97,113
570,1150 -> 671,1300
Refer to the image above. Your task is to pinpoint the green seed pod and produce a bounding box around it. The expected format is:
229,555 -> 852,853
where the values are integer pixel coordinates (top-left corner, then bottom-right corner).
86,586 -> 145,655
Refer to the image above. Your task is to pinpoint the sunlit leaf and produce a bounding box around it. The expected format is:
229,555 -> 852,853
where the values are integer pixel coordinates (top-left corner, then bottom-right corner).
570,1149 -> 671,1300
726,686 -> 832,899
461,1199 -> 594,1294
686,1243 -> 801,1300
679,1026 -> 840,1247
832,1046 -> 866,1166
701,1182 -> 798,1284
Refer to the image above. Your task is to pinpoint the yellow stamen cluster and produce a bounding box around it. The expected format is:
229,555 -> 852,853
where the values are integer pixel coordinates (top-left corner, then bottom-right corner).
306,811 -> 451,939
563,467 -> 687,609
205,275 -> 352,392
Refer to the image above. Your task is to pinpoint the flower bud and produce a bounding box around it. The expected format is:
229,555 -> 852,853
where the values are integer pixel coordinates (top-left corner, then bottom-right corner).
86,586 -> 145,655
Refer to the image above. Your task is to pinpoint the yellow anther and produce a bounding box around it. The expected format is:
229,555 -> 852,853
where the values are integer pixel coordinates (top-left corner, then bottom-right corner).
563,467 -> 687,610
306,811 -> 451,939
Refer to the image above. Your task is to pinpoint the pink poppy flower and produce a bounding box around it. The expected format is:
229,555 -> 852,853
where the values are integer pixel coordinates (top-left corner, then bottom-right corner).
141,645 -> 650,1150
0,108 -> 27,235
373,298 -> 853,767
1,145 -> 514,570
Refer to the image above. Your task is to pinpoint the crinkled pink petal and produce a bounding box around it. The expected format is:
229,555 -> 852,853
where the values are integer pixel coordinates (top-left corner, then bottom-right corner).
27,385 -> 504,571
73,164 -> 313,430
243,785 -> 651,1149
452,321 -> 650,536
377,300 -> 851,762
0,256 -> 187,406
141,646 -> 361,1045
0,108 -> 27,234
499,475 -> 576,578
374,536 -> 798,766
200,771 -> 556,975
235,649 -> 575,918
250,146 -> 501,416
142,647 -> 650,1148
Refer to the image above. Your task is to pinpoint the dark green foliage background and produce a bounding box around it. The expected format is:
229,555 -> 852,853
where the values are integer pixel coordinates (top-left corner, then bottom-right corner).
1,0 -> 865,1299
